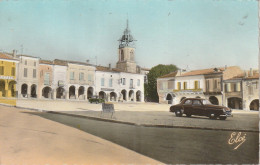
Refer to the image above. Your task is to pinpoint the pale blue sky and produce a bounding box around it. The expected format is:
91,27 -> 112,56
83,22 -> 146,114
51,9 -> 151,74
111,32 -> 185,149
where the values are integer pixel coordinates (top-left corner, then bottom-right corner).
0,0 -> 258,70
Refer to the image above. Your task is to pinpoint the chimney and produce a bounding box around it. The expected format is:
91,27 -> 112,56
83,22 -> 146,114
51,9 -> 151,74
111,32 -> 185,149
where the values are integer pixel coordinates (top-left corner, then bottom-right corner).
109,63 -> 112,70
12,49 -> 17,57
249,68 -> 253,77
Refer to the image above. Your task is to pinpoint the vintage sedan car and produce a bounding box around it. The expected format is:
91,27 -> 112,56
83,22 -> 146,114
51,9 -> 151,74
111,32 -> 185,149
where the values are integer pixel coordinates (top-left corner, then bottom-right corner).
170,98 -> 232,120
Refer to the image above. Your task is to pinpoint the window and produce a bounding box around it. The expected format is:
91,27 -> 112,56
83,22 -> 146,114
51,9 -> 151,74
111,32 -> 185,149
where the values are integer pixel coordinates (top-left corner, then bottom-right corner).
11,67 -> 15,76
248,86 -> 253,95
88,74 -> 92,81
194,81 -> 200,89
214,80 -> 218,89
177,82 -> 181,90
25,60 -> 27,65
101,78 -> 105,86
70,72 -> 74,80
34,62 -> 36,66
0,66 -> 4,75
79,72 -> 84,81
130,79 -> 133,88
193,100 -> 202,105
225,83 -> 231,92
44,73 -> 50,85
184,100 -> 192,105
183,82 -> 187,90
24,68 -> 27,77
159,81 -> 163,90
168,80 -> 174,89
33,69 -> 36,78
109,78 -> 113,87
144,76 -> 147,83
206,80 -> 210,92
122,78 -> 126,85
137,79 -> 140,86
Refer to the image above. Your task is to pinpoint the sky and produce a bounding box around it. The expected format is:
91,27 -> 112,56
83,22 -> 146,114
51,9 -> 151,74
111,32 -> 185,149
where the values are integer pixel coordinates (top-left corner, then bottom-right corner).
0,0 -> 258,71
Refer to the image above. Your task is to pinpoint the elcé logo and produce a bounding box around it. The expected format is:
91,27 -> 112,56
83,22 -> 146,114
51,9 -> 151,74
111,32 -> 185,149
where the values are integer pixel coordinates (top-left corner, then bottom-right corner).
228,132 -> 246,150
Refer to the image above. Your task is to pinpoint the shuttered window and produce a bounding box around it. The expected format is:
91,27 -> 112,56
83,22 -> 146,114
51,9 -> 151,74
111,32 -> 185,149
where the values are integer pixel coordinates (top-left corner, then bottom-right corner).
11,67 -> 15,76
44,73 -> 50,85
0,66 -> 4,75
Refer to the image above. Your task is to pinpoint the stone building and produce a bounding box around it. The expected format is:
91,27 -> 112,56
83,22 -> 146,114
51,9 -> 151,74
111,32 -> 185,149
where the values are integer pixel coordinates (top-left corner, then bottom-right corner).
157,66 -> 244,106
38,60 -> 53,99
16,55 -> 40,98
116,20 -> 137,73
0,52 -> 19,98
95,65 -> 144,102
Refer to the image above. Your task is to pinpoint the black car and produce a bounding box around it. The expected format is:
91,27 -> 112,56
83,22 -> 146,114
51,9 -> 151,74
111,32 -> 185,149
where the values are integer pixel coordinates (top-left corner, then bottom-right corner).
170,98 -> 232,120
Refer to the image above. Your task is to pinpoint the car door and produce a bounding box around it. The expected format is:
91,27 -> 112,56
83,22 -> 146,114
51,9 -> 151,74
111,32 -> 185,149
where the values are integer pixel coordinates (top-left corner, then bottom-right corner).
183,99 -> 193,114
192,100 -> 204,116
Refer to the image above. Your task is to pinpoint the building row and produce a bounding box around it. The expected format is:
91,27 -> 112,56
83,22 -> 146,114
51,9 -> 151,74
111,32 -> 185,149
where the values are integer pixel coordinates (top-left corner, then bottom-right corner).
157,66 -> 259,111
0,21 -> 147,103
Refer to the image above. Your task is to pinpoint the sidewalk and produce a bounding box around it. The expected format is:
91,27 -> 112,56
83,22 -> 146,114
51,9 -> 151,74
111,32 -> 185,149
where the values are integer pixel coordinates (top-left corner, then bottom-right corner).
0,105 -> 163,165
15,99 -> 259,132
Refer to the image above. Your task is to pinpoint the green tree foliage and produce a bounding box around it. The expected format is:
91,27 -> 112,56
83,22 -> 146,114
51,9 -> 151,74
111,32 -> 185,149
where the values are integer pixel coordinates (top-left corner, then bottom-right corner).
144,64 -> 178,102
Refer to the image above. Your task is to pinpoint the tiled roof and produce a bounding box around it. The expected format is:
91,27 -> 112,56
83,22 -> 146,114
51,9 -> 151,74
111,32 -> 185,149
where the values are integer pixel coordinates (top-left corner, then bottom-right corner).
96,66 -> 120,73
53,59 -> 68,66
179,67 -> 225,77
158,71 -> 178,78
0,53 -> 15,60
54,59 -> 94,66
40,60 -> 53,65
244,72 -> 259,80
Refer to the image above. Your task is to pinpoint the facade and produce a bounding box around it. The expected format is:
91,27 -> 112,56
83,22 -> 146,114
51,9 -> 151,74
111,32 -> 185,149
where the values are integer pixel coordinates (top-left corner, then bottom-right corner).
65,60 -> 95,100
0,53 -> 19,98
38,60 -> 53,99
52,60 -> 68,100
95,66 -> 144,102
224,69 -> 259,111
16,55 -> 40,98
157,66 -> 245,107
242,70 -> 259,111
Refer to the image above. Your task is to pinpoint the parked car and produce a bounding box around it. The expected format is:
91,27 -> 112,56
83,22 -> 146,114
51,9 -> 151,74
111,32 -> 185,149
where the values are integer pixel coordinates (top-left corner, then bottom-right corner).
170,98 -> 232,120
88,96 -> 105,104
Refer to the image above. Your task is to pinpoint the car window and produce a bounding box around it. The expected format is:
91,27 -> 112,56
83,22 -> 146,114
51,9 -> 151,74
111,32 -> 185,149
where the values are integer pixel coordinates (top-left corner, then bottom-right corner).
202,99 -> 212,105
184,100 -> 192,105
193,100 -> 202,105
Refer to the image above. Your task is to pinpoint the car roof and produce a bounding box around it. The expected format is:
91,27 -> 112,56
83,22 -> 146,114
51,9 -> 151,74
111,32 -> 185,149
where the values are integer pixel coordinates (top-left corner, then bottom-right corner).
184,98 -> 205,100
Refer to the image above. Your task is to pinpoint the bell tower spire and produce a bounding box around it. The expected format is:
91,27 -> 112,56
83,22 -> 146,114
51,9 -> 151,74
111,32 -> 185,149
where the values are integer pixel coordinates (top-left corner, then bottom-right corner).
116,19 -> 137,73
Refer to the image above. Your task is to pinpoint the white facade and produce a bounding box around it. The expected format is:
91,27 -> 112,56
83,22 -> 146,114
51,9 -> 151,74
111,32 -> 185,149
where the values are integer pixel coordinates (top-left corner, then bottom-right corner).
52,64 -> 68,99
172,75 -> 205,103
95,70 -> 144,102
16,55 -> 40,98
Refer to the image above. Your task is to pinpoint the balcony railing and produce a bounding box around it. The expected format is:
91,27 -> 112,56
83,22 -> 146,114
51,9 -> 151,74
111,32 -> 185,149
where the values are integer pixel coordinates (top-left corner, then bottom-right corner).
173,88 -> 203,92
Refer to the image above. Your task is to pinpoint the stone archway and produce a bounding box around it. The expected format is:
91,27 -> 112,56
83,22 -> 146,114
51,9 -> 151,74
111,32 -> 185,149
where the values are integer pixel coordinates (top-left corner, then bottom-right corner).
42,86 -> 52,99
166,93 -> 173,104
209,96 -> 219,105
110,92 -> 117,101
21,83 -> 28,97
56,87 -> 65,99
99,91 -> 106,99
8,81 -> 16,97
180,97 -> 186,103
30,84 -> 37,98
121,89 -> 127,101
87,87 -> 94,99
129,90 -> 134,101
0,80 -> 5,97
136,90 -> 141,102
69,86 -> 76,99
250,99 -> 259,111
78,86 -> 85,100
228,97 -> 242,110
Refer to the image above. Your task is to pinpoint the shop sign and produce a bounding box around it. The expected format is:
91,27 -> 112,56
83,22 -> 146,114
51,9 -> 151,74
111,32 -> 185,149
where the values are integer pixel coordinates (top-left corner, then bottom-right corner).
0,76 -> 14,80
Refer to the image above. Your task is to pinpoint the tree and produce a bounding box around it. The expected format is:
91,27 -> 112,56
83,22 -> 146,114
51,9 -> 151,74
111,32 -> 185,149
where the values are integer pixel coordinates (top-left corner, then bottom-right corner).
144,64 -> 178,102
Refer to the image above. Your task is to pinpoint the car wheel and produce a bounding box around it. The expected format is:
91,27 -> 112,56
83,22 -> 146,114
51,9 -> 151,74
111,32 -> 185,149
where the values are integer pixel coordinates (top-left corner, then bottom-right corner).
175,110 -> 183,117
186,113 -> 191,117
209,113 -> 217,119
219,116 -> 227,120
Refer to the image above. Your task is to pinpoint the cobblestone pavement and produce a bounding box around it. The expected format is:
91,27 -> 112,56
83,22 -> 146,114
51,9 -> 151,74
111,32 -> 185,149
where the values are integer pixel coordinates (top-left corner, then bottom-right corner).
15,99 -> 259,132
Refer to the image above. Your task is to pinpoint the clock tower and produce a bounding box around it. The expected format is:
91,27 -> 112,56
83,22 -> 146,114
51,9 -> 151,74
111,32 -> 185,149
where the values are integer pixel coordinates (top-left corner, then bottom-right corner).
116,20 -> 137,73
